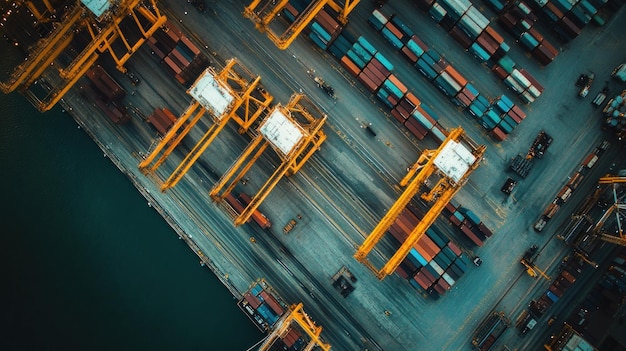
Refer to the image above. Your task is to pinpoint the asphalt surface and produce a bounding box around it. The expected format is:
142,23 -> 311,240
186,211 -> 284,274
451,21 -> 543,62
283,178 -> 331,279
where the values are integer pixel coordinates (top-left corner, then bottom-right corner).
4,0 -> 626,350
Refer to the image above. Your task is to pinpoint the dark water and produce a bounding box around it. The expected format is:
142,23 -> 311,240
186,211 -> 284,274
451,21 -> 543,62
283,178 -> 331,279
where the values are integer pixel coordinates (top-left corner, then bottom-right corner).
0,82 -> 262,349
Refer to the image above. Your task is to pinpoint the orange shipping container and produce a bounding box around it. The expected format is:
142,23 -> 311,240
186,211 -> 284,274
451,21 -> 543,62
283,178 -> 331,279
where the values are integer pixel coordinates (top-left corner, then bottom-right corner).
341,56 -> 361,77
444,66 -> 468,87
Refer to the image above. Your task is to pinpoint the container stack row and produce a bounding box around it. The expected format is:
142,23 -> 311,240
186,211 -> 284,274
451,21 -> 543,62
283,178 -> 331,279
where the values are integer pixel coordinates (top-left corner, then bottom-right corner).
243,283 -> 285,327
85,65 -> 130,125
478,95 -> 527,141
338,35 -> 449,142
412,0 -> 544,104
283,3 -> 343,51
537,140 -> 608,234
528,257 -> 583,318
531,0 -> 607,42
496,1 -> 559,65
390,205 -> 471,298
148,107 -> 177,135
145,20 -> 209,86
369,10 -> 526,141
492,56 -> 545,104
447,205 -> 493,247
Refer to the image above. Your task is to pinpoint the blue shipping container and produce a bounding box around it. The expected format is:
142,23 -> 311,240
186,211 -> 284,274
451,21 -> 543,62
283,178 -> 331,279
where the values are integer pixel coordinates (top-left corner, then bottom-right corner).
358,36 -> 378,55
375,52 -> 394,71
381,27 -> 404,49
415,59 -> 438,81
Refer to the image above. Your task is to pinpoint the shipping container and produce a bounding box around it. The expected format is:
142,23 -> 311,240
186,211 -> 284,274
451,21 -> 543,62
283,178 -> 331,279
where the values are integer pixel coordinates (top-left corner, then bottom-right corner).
369,9 -> 389,31
340,56 -> 361,77
239,193 -> 272,229
461,224 -> 484,246
86,65 -> 126,101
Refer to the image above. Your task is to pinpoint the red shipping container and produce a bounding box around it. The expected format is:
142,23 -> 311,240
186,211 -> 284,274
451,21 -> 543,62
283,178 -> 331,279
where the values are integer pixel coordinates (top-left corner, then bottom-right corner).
455,91 -> 472,108
491,126 -> 508,141
461,224 -> 484,246
478,222 -> 493,237
528,27 -> 544,44
410,35 -> 429,52
433,283 -> 446,294
492,65 -> 509,80
449,25 -> 473,49
544,2 -> 564,21
478,31 -> 499,54
391,109 -> 406,123
401,46 -> 419,63
357,72 -> 379,92
447,242 -> 463,257
413,272 -> 431,289
396,265 -> 409,279
415,243 -> 434,262
485,26 -> 505,44
476,35 -> 497,55
419,268 -> 436,285
508,110 -> 523,124
404,119 -> 427,140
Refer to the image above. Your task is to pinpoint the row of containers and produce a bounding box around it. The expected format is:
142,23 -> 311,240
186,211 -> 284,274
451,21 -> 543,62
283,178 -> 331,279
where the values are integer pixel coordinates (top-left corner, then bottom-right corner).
282,4 -> 451,142
445,202 -> 494,247
489,0 -> 608,43
238,280 -> 307,349
536,140 -> 608,236
496,1 -> 560,65
148,107 -> 177,135
492,56 -> 545,104
369,9 -> 530,140
145,20 -> 209,86
529,255 -> 584,318
412,0 -> 545,104
239,280 -> 287,331
390,204 -> 472,298
85,65 -> 131,125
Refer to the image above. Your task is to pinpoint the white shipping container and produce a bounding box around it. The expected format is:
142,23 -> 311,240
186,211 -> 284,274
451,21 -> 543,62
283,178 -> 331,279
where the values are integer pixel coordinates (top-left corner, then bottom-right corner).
442,272 -> 456,286
504,75 -> 524,93
512,69 -> 532,89
465,6 -> 489,29
528,85 -> 542,98
371,9 -> 389,26
521,90 -> 536,103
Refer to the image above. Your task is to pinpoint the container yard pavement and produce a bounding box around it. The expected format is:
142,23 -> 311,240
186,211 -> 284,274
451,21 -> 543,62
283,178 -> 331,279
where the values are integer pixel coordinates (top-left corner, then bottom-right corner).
50,1 -> 626,350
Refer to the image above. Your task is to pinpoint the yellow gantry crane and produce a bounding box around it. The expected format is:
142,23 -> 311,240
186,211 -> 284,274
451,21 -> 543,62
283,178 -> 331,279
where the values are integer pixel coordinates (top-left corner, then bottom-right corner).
138,59 -> 273,192
593,175 -> 626,246
243,0 -> 360,49
2,0 -> 166,111
258,303 -> 331,351
354,127 -> 486,280
210,93 -> 326,226
21,0 -> 56,24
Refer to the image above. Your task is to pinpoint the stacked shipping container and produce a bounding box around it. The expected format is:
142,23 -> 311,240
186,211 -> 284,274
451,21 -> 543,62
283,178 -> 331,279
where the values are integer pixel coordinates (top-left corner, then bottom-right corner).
370,10 -> 527,141
495,1 -> 559,65
85,65 -> 130,124
411,0 -> 544,104
280,6 -> 449,143
148,107 -> 177,135
528,255 -> 584,318
283,4 -> 344,51
338,35 -> 449,142
240,281 -> 288,330
447,205 -> 493,247
145,20 -> 209,86
390,205 -> 472,298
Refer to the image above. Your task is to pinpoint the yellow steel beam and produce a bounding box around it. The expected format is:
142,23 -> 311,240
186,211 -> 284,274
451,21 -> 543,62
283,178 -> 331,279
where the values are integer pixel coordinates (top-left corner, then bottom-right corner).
210,136 -> 267,200
39,52 -> 99,111
599,233 -> 626,246
599,176 -> 626,184
1,4 -> 83,92
353,150 -> 437,263
270,0 -> 329,50
326,0 -> 361,23
290,303 -> 331,351
98,3 -> 167,73
22,31 -> 75,88
234,105 -> 326,225
138,101 -> 204,172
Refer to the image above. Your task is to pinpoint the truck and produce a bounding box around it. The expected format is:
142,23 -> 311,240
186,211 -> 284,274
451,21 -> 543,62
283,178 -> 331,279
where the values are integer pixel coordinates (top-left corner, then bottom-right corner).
576,73 -> 594,98
509,130 -> 552,178
612,63 -> 626,82
592,86 -> 609,107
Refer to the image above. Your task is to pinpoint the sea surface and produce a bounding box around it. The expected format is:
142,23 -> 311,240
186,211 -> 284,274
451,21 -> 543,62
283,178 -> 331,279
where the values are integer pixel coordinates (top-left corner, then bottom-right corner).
0,58 -> 262,350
